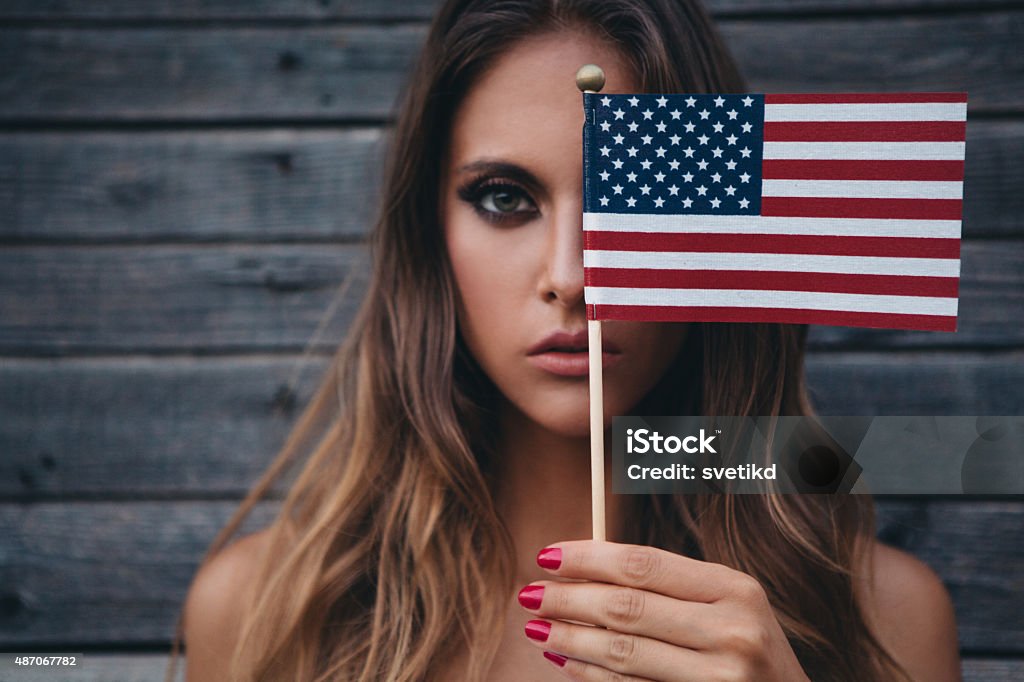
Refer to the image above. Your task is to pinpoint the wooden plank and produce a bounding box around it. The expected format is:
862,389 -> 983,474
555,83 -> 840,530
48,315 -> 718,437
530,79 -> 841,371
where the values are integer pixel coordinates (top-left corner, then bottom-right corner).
1,120 -> 1017,243
0,244 -> 367,354
1,353 -> 1021,498
1,241 -> 1019,355
0,12 -> 1019,120
0,128 -> 385,243
0,500 -> 1018,651
963,658 -> 1024,682
0,0 -> 1016,21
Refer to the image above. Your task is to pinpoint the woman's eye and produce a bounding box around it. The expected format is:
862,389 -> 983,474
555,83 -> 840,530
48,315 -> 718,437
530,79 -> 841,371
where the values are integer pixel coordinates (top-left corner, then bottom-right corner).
477,185 -> 535,216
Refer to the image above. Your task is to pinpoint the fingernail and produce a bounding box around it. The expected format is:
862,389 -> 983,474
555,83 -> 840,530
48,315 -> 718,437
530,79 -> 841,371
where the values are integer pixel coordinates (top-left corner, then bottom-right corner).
525,619 -> 551,642
537,546 -> 562,569
518,585 -> 544,610
543,651 -> 568,667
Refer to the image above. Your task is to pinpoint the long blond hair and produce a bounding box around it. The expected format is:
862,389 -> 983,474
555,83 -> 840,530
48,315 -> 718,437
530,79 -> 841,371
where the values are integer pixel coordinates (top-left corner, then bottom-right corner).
166,0 -> 909,679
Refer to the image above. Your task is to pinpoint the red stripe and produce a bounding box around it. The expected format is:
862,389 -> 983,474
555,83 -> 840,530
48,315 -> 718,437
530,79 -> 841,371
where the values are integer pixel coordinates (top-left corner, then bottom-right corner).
589,304 -> 957,331
762,159 -> 964,181
761,197 -> 963,220
763,121 -> 965,142
585,268 -> 960,298
764,93 -> 967,104
585,231 -> 960,258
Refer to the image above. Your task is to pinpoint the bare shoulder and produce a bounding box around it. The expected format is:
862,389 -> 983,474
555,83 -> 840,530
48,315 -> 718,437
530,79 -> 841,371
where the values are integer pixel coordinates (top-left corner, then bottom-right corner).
860,539 -> 962,681
183,528 -> 274,682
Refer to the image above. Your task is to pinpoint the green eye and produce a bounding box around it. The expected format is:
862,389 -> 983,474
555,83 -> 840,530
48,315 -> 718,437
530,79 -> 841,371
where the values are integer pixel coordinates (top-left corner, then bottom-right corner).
480,186 -> 530,214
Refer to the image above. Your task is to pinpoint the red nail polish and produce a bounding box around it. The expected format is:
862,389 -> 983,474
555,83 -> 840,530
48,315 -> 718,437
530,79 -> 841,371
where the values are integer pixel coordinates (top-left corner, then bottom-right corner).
525,619 -> 551,642
518,585 -> 544,610
536,547 -> 562,569
543,651 -> 568,667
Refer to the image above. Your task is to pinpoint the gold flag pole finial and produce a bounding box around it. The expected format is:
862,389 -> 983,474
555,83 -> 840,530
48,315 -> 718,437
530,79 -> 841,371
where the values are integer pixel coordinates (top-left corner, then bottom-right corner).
575,64 -> 606,93
576,63 -> 607,542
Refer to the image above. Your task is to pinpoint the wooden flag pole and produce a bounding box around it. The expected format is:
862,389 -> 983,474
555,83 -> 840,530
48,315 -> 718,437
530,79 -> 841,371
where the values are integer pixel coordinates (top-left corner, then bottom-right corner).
576,64 -> 607,541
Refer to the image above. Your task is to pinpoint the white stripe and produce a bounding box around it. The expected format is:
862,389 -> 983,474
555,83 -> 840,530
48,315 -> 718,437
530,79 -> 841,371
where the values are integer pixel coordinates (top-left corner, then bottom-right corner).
583,213 -> 962,238
585,287 -> 958,316
761,179 -> 963,200
763,141 -> 965,160
764,102 -> 967,122
583,250 -> 960,277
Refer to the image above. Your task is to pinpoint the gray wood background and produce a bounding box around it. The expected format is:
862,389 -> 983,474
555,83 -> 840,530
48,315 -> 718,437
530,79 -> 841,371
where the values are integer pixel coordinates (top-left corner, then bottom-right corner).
1,1 -> 1021,679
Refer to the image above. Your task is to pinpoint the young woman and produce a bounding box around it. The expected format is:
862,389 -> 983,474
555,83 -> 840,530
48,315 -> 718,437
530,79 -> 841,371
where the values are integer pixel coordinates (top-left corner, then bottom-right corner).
172,1 -> 961,680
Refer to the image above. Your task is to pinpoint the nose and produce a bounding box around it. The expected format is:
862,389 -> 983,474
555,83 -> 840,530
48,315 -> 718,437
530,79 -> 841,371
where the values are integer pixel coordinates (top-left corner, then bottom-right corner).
538,197 -> 585,309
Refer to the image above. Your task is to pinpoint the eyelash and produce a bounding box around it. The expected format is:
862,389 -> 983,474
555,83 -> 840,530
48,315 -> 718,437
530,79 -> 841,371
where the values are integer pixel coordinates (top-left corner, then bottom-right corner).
456,177 -> 539,224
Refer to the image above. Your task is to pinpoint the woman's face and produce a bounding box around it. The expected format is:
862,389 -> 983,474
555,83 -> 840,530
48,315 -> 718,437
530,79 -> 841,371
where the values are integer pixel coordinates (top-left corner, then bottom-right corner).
442,30 -> 689,438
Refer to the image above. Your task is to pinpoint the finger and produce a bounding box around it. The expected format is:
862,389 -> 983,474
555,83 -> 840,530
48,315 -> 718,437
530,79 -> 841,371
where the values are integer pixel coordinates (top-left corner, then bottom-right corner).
537,540 -> 742,603
519,580 -> 717,650
525,618 -> 706,681
542,650 -> 654,682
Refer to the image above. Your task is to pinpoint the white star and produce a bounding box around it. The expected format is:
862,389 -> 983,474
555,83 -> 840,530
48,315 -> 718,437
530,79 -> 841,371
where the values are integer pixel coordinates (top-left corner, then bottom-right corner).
669,134 -> 681,145
628,121 -> 639,132
656,121 -> 667,133
725,185 -> 736,196
699,109 -> 710,120
640,159 -> 652,170
628,96 -> 639,107
599,195 -> 609,206
642,109 -> 654,120
712,122 -> 724,133
710,197 -> 721,208
640,134 -> 652,145
739,198 -> 750,209
696,159 -> 709,171
626,172 -> 637,182
739,172 -> 751,183
682,172 -> 694,182
741,122 -> 752,133
725,159 -> 737,170
654,196 -> 665,207
626,196 -> 637,207
697,134 -> 709,145
696,185 -> 708,196
614,108 -> 625,119
726,134 -> 738,146
711,172 -> 721,183
612,158 -> 624,169
714,96 -> 725,107
600,96 -> 611,107
684,122 -> 696,133
656,96 -> 668,107
742,96 -> 754,107
655,146 -> 667,158
712,147 -> 723,158
670,109 -> 682,119
600,121 -> 611,131
683,146 -> 695,158
627,146 -> 638,157
727,109 -> 738,120
654,171 -> 665,182
685,96 -> 696,107
668,184 -> 679,195
613,133 -> 624,144
599,146 -> 610,156
612,184 -> 623,194
740,147 -> 752,158
668,160 -> 681,170
682,197 -> 693,208
599,170 -> 610,181
640,184 -> 651,195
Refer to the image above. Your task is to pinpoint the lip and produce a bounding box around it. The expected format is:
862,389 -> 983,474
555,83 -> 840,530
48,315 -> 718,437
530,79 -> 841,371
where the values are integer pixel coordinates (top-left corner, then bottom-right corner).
526,329 -> 623,377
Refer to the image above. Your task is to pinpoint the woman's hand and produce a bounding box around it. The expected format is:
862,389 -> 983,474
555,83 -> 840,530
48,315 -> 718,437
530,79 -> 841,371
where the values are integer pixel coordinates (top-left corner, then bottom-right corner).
517,540 -> 810,681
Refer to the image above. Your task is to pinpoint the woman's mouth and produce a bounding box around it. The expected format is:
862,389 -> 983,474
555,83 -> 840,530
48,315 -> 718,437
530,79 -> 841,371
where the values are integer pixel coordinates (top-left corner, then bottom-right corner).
526,329 -> 622,377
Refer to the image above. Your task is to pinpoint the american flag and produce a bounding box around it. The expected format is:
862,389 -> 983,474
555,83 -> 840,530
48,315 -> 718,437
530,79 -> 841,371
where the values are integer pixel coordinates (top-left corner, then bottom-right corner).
582,92 -> 967,331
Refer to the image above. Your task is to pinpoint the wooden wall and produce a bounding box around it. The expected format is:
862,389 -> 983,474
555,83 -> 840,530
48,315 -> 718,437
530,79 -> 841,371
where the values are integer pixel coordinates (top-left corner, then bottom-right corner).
1,1 -> 1021,679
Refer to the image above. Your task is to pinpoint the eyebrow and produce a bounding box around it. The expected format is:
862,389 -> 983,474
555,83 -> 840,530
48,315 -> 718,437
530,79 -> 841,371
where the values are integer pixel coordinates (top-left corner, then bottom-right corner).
456,159 -> 543,189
